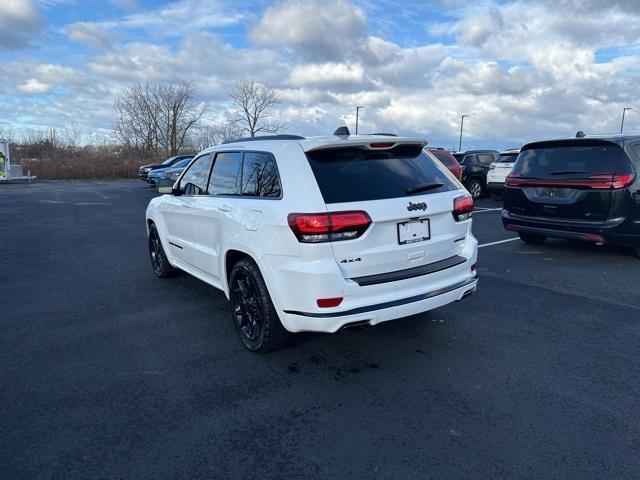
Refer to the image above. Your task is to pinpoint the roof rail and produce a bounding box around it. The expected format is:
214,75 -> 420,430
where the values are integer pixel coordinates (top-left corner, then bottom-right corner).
222,134 -> 305,144
370,132 -> 397,136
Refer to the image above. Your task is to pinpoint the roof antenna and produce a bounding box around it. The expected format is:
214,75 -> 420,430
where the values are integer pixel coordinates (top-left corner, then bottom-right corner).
333,126 -> 350,137
575,130 -> 586,138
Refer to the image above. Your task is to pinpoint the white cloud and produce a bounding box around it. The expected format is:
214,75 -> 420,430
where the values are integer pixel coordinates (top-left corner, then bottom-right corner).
66,22 -> 114,49
3,0 -> 640,146
290,63 -> 366,87
17,78 -> 50,93
121,0 -> 245,35
0,0 -> 44,50
251,0 -> 367,60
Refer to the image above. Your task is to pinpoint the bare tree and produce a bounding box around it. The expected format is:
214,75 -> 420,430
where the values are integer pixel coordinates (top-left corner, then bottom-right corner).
229,79 -> 282,137
156,82 -> 206,156
190,122 -> 242,150
113,81 -> 206,160
60,123 -> 83,150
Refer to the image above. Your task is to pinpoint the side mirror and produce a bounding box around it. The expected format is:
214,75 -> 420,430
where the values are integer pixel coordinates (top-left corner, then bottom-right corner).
157,178 -> 176,195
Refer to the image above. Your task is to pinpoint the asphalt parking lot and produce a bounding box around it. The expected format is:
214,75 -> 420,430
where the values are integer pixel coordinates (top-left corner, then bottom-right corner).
2,180 -> 640,479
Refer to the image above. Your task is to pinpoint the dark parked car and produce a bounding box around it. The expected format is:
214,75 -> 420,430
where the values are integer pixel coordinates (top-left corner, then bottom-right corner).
138,155 -> 194,180
428,148 -> 463,181
146,158 -> 193,185
452,150 -> 500,199
502,134 -> 640,258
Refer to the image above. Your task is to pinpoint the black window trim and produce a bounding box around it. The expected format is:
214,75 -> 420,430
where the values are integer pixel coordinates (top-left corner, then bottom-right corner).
206,150 -> 283,200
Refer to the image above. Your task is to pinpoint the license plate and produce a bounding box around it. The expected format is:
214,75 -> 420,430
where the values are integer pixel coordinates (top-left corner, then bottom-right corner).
537,187 -> 569,199
397,219 -> 430,245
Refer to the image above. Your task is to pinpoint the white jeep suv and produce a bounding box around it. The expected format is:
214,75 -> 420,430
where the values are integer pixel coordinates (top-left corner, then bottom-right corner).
146,131 -> 479,352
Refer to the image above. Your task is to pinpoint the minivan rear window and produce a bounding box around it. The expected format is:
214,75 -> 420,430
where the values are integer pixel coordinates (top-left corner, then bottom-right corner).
512,143 -> 627,179
306,145 -> 457,204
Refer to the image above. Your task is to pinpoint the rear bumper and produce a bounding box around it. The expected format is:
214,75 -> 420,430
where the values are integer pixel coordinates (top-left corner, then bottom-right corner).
502,210 -> 640,247
260,235 -> 478,333
486,182 -> 505,192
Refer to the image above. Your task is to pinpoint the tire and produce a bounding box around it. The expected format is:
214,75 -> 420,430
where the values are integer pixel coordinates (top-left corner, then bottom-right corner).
490,191 -> 502,202
467,179 -> 483,199
634,247 -> 640,259
148,223 -> 180,278
519,232 -> 546,245
229,258 -> 290,353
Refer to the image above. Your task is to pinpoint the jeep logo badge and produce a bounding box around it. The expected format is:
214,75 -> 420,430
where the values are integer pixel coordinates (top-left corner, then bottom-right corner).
407,202 -> 427,212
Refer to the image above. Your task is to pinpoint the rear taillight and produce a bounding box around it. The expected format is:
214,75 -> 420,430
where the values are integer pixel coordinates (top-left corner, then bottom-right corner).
506,173 -> 635,189
288,211 -> 371,243
453,195 -> 474,221
588,173 -> 635,189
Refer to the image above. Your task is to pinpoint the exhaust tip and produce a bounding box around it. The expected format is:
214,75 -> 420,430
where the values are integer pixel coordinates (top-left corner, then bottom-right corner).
339,320 -> 371,332
457,288 -> 476,302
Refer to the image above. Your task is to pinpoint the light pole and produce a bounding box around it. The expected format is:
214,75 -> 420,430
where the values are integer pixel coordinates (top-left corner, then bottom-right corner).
621,107 -> 633,133
355,106 -> 364,134
458,114 -> 469,152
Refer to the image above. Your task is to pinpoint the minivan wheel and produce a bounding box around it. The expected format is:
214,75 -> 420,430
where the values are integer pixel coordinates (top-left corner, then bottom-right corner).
519,232 -> 546,245
635,247 -> 640,259
229,259 -> 290,353
467,179 -> 483,199
148,224 -> 179,278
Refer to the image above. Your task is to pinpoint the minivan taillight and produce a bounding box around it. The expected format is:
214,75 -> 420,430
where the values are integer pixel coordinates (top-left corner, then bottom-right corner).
453,195 -> 474,221
588,173 -> 635,189
288,211 -> 371,243
506,173 -> 635,189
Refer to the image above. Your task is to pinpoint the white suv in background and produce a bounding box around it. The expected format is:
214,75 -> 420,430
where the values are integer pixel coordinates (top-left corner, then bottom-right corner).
486,148 -> 520,199
146,130 -> 479,352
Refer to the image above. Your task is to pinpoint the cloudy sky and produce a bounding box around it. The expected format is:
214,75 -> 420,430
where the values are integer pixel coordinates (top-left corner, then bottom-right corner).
1,0 -> 640,150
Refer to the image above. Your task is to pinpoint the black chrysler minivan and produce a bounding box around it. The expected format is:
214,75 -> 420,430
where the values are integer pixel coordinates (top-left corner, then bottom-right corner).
502,134 -> 640,258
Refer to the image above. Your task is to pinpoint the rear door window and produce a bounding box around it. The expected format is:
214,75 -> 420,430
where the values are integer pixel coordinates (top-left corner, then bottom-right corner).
241,152 -> 281,198
208,152 -> 242,195
513,142 -> 626,179
306,145 -> 457,204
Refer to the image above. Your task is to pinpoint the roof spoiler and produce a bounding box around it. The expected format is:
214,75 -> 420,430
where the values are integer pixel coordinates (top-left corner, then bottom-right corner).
304,137 -> 427,153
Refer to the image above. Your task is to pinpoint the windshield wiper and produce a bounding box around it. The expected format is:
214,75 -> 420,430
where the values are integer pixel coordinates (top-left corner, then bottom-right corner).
405,182 -> 444,195
549,170 -> 586,176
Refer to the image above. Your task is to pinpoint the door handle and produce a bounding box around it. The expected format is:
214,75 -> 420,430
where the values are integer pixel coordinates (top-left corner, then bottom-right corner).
218,204 -> 233,212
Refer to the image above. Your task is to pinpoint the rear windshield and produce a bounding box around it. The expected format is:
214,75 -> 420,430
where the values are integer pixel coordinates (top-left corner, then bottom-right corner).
512,143 -> 626,178
497,153 -> 518,163
306,145 -> 457,204
432,152 -> 457,167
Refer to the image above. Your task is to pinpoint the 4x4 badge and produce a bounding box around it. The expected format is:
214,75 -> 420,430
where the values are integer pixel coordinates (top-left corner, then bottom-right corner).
407,201 -> 427,212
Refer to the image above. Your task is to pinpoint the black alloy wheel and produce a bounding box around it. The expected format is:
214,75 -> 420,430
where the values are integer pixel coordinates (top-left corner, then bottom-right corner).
148,224 -> 178,278
231,269 -> 264,347
229,259 -> 290,352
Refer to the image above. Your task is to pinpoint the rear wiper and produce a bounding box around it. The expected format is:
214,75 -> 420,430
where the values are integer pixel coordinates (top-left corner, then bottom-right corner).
549,170 -> 586,175
405,182 -> 444,195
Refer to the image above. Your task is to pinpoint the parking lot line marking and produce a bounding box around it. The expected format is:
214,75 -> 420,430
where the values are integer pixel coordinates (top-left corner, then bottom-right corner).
478,237 -> 519,248
474,207 -> 503,213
